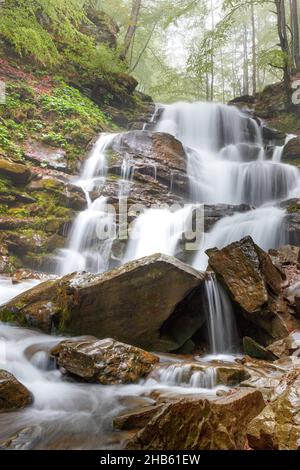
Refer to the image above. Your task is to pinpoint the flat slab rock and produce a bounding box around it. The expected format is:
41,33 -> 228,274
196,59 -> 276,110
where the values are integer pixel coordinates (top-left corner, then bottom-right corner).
125,388 -> 265,450
0,370 -> 32,412
51,337 -> 159,384
0,254 -> 206,352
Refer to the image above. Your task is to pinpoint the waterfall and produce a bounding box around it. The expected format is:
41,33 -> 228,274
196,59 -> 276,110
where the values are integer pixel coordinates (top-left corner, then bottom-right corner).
56,134 -> 118,274
194,206 -> 286,270
124,205 -> 195,262
158,364 -> 217,389
54,102 -> 300,276
204,274 -> 238,355
57,197 -> 116,275
157,102 -> 300,206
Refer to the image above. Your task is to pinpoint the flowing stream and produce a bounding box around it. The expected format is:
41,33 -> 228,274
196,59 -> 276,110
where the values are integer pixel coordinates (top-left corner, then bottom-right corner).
1,100 -> 300,448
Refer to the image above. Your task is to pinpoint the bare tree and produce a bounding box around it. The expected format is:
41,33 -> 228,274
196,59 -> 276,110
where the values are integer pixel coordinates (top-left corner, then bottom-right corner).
243,24 -> 249,95
210,0 -> 214,101
120,0 -> 142,61
274,0 -> 290,96
251,3 -> 257,94
290,0 -> 300,72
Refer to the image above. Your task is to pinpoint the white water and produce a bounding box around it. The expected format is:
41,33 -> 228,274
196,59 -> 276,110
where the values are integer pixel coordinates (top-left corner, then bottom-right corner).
124,205 -> 196,262
157,102 -> 299,206
0,312 -> 225,449
194,205 -> 286,270
204,274 -> 238,354
0,277 -> 40,306
158,364 -> 217,389
56,134 -> 118,275
1,101 -> 300,447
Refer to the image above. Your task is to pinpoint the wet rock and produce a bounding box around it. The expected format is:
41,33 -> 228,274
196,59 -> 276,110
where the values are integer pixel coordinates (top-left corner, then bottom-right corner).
281,199 -> 300,245
282,137 -> 300,163
207,236 -> 283,313
0,159 -> 31,185
243,336 -> 278,361
51,337 -> 159,384
125,389 -> 265,450
110,131 -> 188,197
206,236 -> 296,341
267,331 -> 300,358
114,405 -> 164,431
262,126 -> 286,143
28,176 -> 86,211
24,142 -> 68,173
269,245 -> 300,267
204,203 -> 252,232
0,370 -> 32,412
0,254 -> 206,352
247,370 -> 300,450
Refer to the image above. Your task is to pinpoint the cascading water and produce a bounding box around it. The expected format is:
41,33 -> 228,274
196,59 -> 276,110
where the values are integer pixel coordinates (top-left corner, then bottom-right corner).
55,134 -> 118,275
157,102 -> 299,206
204,274 -> 238,356
124,205 -> 196,262
2,99 -> 300,448
194,205 -> 287,270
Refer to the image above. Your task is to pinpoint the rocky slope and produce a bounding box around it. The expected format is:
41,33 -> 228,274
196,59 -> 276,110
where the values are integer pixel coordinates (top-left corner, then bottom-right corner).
0,7 -> 154,275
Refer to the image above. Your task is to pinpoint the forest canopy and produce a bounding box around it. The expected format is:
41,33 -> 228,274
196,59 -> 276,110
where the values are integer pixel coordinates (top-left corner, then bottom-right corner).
0,0 -> 299,103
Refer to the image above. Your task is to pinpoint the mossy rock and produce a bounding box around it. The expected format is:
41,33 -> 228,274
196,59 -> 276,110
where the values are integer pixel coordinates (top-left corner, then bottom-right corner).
0,159 -> 31,185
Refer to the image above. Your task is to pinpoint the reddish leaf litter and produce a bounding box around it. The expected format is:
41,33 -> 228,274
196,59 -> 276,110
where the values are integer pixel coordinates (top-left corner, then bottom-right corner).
0,58 -> 54,94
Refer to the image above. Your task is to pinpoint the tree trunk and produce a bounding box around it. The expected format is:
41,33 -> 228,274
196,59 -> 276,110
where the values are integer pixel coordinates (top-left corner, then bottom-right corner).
290,0 -> 300,71
120,0 -> 142,61
251,4 -> 257,94
220,49 -> 225,103
210,0 -> 214,101
243,24 -> 249,95
275,0 -> 290,99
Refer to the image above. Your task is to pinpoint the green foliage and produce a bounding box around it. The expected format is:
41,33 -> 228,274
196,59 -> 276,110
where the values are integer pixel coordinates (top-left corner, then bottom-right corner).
0,0 -> 125,82
0,0 -> 86,66
41,132 -> 67,148
40,84 -> 109,126
0,77 -> 110,166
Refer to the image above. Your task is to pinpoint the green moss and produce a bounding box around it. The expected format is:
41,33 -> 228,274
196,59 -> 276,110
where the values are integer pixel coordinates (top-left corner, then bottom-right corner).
0,307 -> 27,326
0,204 -> 9,215
287,203 -> 300,213
8,207 -> 31,218
0,176 -> 13,194
269,112 -> 300,135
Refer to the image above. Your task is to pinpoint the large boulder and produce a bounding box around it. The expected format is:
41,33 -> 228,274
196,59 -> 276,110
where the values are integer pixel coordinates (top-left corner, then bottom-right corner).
207,236 -> 283,313
125,389 -> 265,450
206,236 -> 298,342
51,337 -> 159,384
0,254 -> 206,352
247,370 -> 300,450
0,370 -> 32,412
